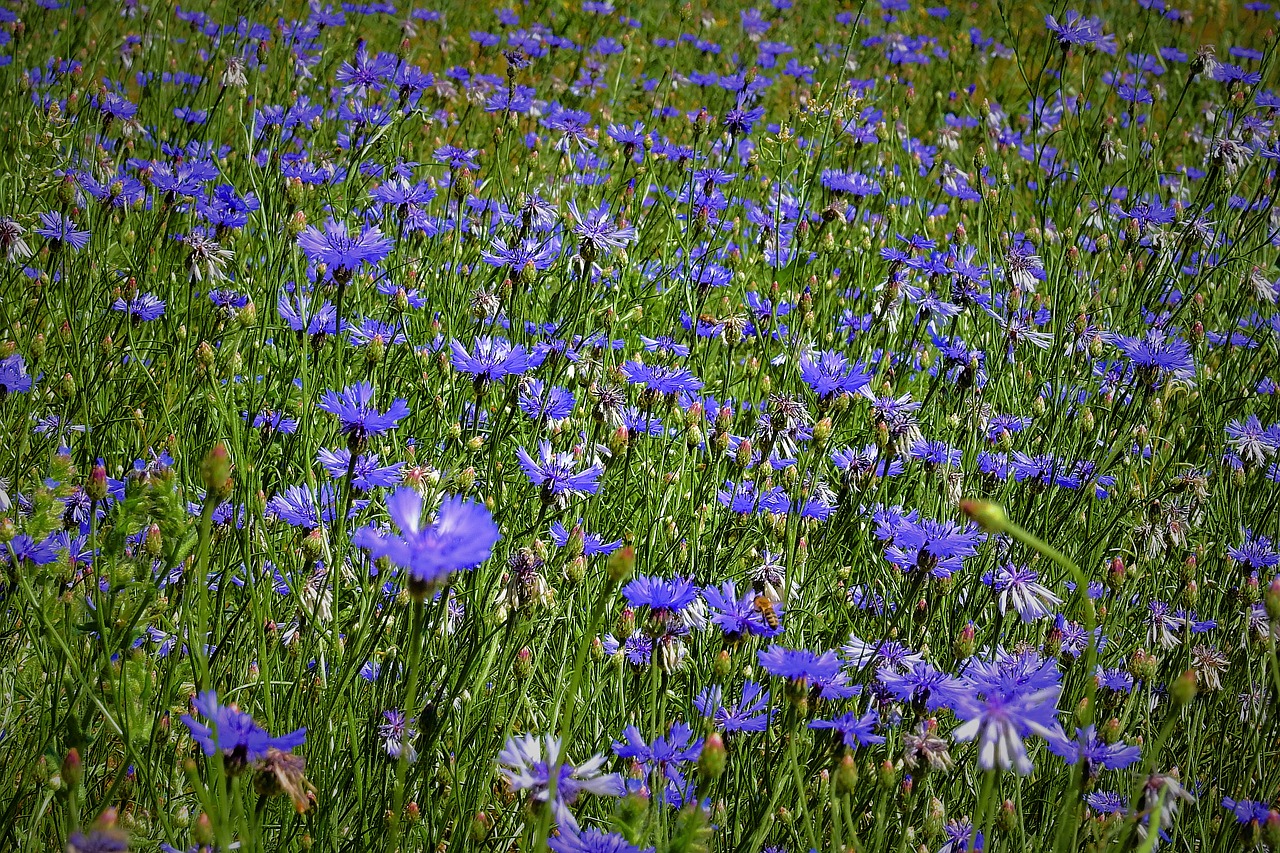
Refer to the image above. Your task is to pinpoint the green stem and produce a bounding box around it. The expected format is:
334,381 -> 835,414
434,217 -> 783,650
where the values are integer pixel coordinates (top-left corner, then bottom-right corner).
388,596 -> 427,851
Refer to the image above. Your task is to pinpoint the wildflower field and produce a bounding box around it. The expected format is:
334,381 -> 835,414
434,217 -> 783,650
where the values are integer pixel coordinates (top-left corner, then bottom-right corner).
3,0 -> 1280,850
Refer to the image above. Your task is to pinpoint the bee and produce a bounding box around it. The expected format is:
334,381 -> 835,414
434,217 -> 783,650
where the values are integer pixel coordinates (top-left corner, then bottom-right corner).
698,313 -> 719,326
752,594 -> 780,631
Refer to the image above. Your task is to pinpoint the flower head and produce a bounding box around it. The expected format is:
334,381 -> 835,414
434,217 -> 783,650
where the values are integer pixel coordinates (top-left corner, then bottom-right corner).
354,487 -> 500,596
180,690 -> 305,774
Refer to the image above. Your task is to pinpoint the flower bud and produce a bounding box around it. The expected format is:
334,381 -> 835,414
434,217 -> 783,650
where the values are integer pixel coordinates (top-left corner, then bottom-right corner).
813,416 -> 832,449
199,442 -> 233,502
698,733 -> 726,780
1265,577 -> 1280,622
194,813 -> 215,847
1129,648 -> 1158,683
833,755 -> 858,796
606,545 -> 635,583
877,760 -> 896,790
959,498 -> 1008,533
953,622 -> 976,659
513,647 -> 533,681
87,463 -> 109,501
1170,669 -> 1198,706
62,748 -> 82,789
924,797 -> 946,839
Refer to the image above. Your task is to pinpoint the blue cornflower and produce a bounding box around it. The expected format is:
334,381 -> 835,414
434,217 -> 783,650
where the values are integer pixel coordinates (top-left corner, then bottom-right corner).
278,288 -> 339,337
317,382 -> 409,447
517,441 -> 604,505
1045,725 -> 1141,774
810,708 -> 885,749
758,645 -> 859,699
353,487 -> 499,596
0,353 -> 32,394
450,336 -> 532,383
1222,797 -> 1274,825
267,483 -> 367,529
1111,329 -> 1195,384
951,661 -> 1064,775
111,293 -> 167,322
1045,10 -> 1106,50
623,575 -> 699,613
5,533 -> 59,566
498,734 -> 624,832
549,519 -> 621,557
612,721 -> 703,807
938,820 -> 984,853
520,380 -> 576,424
568,200 -> 636,260
1228,531 -> 1279,572
877,661 -> 964,711
180,690 -> 305,773
621,360 -> 704,396
35,211 -> 90,251
885,517 -> 984,579
981,563 -> 1063,623
378,709 -> 418,762
910,440 -> 963,468
316,448 -> 404,492
798,350 -> 873,400
297,217 -> 393,282
482,235 -> 562,272
694,681 -> 772,733
702,580 -> 782,638
550,829 -> 651,853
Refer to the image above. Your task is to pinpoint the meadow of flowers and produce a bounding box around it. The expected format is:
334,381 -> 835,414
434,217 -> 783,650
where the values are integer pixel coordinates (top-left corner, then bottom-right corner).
1,0 -> 1279,850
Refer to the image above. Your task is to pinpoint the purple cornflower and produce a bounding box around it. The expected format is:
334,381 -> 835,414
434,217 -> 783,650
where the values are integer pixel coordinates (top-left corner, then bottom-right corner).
810,708 -> 885,749
612,721 -> 703,807
111,293 -> 166,322
297,217 -> 393,282
982,563 -> 1063,622
35,211 -> 90,251
517,441 -> 604,504
378,709 -> 418,762
568,200 -> 636,260
180,690 -> 305,774
694,681 -> 772,733
353,487 -> 499,596
450,337 -> 532,383
798,350 -> 873,400
951,680 -> 1064,775
497,734 -> 624,832
317,382 -> 409,447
